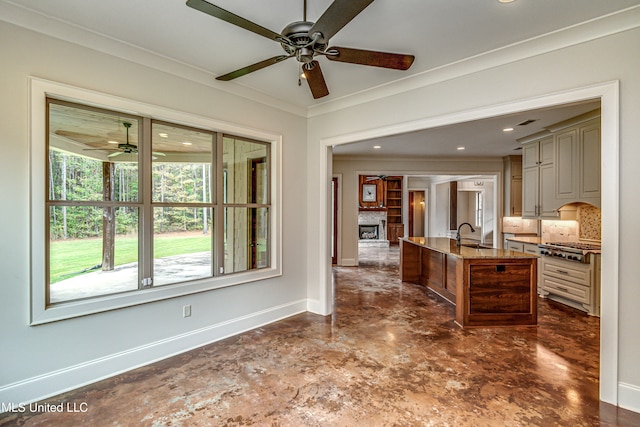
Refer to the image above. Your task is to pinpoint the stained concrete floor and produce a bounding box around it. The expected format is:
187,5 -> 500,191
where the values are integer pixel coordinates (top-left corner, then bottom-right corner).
2,246 -> 639,426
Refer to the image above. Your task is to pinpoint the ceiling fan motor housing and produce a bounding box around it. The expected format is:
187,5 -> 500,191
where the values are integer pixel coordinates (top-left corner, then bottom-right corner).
280,21 -> 326,63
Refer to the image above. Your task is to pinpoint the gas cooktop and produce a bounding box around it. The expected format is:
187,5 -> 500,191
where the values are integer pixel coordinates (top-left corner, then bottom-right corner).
543,241 -> 601,251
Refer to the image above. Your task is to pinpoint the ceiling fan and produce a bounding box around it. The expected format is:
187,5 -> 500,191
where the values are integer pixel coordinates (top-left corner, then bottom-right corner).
82,122 -> 166,158
186,0 -> 415,99
366,175 -> 388,181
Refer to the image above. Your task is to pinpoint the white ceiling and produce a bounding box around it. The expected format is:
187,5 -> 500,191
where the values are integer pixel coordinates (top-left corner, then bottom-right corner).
2,0 -> 637,157
332,100 -> 601,158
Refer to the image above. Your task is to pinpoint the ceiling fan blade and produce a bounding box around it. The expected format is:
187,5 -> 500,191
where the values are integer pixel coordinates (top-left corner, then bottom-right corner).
326,47 -> 414,70
186,0 -> 285,43
216,55 -> 292,81
152,152 -> 166,157
309,0 -> 374,43
303,61 -> 329,99
108,151 -> 124,158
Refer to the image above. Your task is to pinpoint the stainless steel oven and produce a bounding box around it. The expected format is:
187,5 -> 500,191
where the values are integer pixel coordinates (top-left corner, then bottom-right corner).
537,241 -> 601,316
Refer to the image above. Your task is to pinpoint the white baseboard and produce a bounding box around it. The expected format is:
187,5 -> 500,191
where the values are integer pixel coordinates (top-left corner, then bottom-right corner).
306,298 -> 331,316
0,299 -> 307,409
341,258 -> 357,266
619,382 -> 640,414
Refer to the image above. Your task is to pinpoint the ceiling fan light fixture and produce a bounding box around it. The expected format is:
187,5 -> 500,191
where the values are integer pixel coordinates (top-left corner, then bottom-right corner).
186,0 -> 414,99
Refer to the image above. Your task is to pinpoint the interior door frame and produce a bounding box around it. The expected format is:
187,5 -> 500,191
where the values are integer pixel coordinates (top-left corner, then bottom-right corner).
331,176 -> 338,264
319,81 -> 620,405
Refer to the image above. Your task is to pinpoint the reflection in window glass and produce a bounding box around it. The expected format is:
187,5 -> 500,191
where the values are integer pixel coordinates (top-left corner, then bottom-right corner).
152,122 -> 213,203
42,97 -> 274,318
223,137 -> 268,205
153,207 -> 213,286
48,206 -> 139,303
48,102 -> 139,202
47,100 -> 141,305
224,207 -> 269,274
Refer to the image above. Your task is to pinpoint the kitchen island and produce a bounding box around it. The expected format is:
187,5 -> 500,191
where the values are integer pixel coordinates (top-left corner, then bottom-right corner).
400,237 -> 538,328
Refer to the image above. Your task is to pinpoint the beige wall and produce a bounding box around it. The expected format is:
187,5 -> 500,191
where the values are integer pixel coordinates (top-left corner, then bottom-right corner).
0,21 -> 308,403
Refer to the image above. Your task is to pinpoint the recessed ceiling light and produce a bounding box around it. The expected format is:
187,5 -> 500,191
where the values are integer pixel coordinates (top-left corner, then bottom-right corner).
457,146 -> 465,151
108,140 -> 119,144
373,145 -> 381,149
182,142 -> 192,146
158,133 -> 169,138
498,0 -> 515,3
503,127 -> 514,132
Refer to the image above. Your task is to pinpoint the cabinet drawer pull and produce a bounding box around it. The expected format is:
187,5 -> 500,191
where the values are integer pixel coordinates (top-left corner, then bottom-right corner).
556,286 -> 569,293
556,269 -> 569,275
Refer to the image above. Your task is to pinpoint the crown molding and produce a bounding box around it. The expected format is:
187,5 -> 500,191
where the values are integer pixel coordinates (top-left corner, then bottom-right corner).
307,5 -> 640,118
2,1 -> 638,120
0,0 -> 308,118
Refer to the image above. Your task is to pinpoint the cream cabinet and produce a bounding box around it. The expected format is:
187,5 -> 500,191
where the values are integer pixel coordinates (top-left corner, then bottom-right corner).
554,118 -> 601,207
578,120 -> 601,205
539,256 -> 600,315
555,127 -> 578,201
506,241 -> 524,252
522,136 -> 557,219
520,110 -> 601,218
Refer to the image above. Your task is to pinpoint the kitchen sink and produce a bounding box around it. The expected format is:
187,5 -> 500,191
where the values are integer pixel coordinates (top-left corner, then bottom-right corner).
460,242 -> 493,249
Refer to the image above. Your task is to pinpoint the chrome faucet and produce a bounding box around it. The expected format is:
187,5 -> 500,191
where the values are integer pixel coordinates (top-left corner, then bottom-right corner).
456,222 -> 476,246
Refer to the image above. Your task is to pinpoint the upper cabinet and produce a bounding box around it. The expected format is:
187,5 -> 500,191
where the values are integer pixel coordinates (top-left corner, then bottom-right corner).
521,135 -> 557,219
519,110 -> 601,219
578,120 -> 601,203
552,114 -> 601,208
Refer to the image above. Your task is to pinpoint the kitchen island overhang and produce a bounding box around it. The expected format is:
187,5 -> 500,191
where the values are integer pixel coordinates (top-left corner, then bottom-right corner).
400,237 -> 539,328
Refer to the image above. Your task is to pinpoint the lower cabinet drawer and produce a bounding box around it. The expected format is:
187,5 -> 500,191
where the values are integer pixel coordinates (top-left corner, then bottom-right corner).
541,260 -> 591,286
541,276 -> 590,304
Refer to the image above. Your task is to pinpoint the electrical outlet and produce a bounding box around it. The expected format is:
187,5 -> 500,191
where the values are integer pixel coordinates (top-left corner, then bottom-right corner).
183,305 -> 191,318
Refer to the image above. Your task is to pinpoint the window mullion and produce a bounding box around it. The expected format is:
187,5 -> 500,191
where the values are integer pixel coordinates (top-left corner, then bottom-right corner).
214,132 -> 225,276
140,117 -> 153,288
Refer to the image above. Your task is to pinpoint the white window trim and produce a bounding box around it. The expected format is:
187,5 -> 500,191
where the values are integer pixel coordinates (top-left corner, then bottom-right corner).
29,77 -> 282,325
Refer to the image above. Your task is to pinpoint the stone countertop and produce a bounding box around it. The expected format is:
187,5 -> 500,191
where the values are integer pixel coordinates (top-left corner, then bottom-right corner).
506,236 -> 543,245
403,237 -> 539,259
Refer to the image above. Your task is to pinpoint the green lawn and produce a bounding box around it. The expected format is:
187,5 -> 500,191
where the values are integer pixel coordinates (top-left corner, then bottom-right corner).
50,233 -> 211,283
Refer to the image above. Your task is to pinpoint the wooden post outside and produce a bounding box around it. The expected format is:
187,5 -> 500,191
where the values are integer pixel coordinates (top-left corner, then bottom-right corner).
102,162 -> 115,271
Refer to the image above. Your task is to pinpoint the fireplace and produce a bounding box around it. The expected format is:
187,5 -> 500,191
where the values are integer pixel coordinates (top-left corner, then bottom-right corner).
358,211 -> 388,247
359,224 -> 379,240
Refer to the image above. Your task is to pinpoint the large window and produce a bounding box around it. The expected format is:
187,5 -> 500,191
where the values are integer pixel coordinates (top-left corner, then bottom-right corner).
32,84 -> 279,323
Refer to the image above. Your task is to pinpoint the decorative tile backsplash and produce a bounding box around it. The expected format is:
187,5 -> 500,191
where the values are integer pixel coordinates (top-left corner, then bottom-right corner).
502,217 -> 538,234
539,203 -> 601,242
578,204 -> 601,241
541,220 -> 579,242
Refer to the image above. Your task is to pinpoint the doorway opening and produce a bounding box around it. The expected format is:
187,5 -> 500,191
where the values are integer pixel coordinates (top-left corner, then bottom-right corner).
324,82 -> 618,404
408,190 -> 426,237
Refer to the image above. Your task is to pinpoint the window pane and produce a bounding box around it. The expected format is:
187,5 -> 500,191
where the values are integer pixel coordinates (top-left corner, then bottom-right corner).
223,137 -> 268,204
224,207 -> 269,274
152,122 -> 213,203
48,102 -> 139,202
49,206 -> 139,303
153,207 -> 213,286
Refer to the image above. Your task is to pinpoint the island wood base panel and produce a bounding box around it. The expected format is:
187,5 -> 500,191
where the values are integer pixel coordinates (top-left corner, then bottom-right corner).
401,238 -> 537,328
